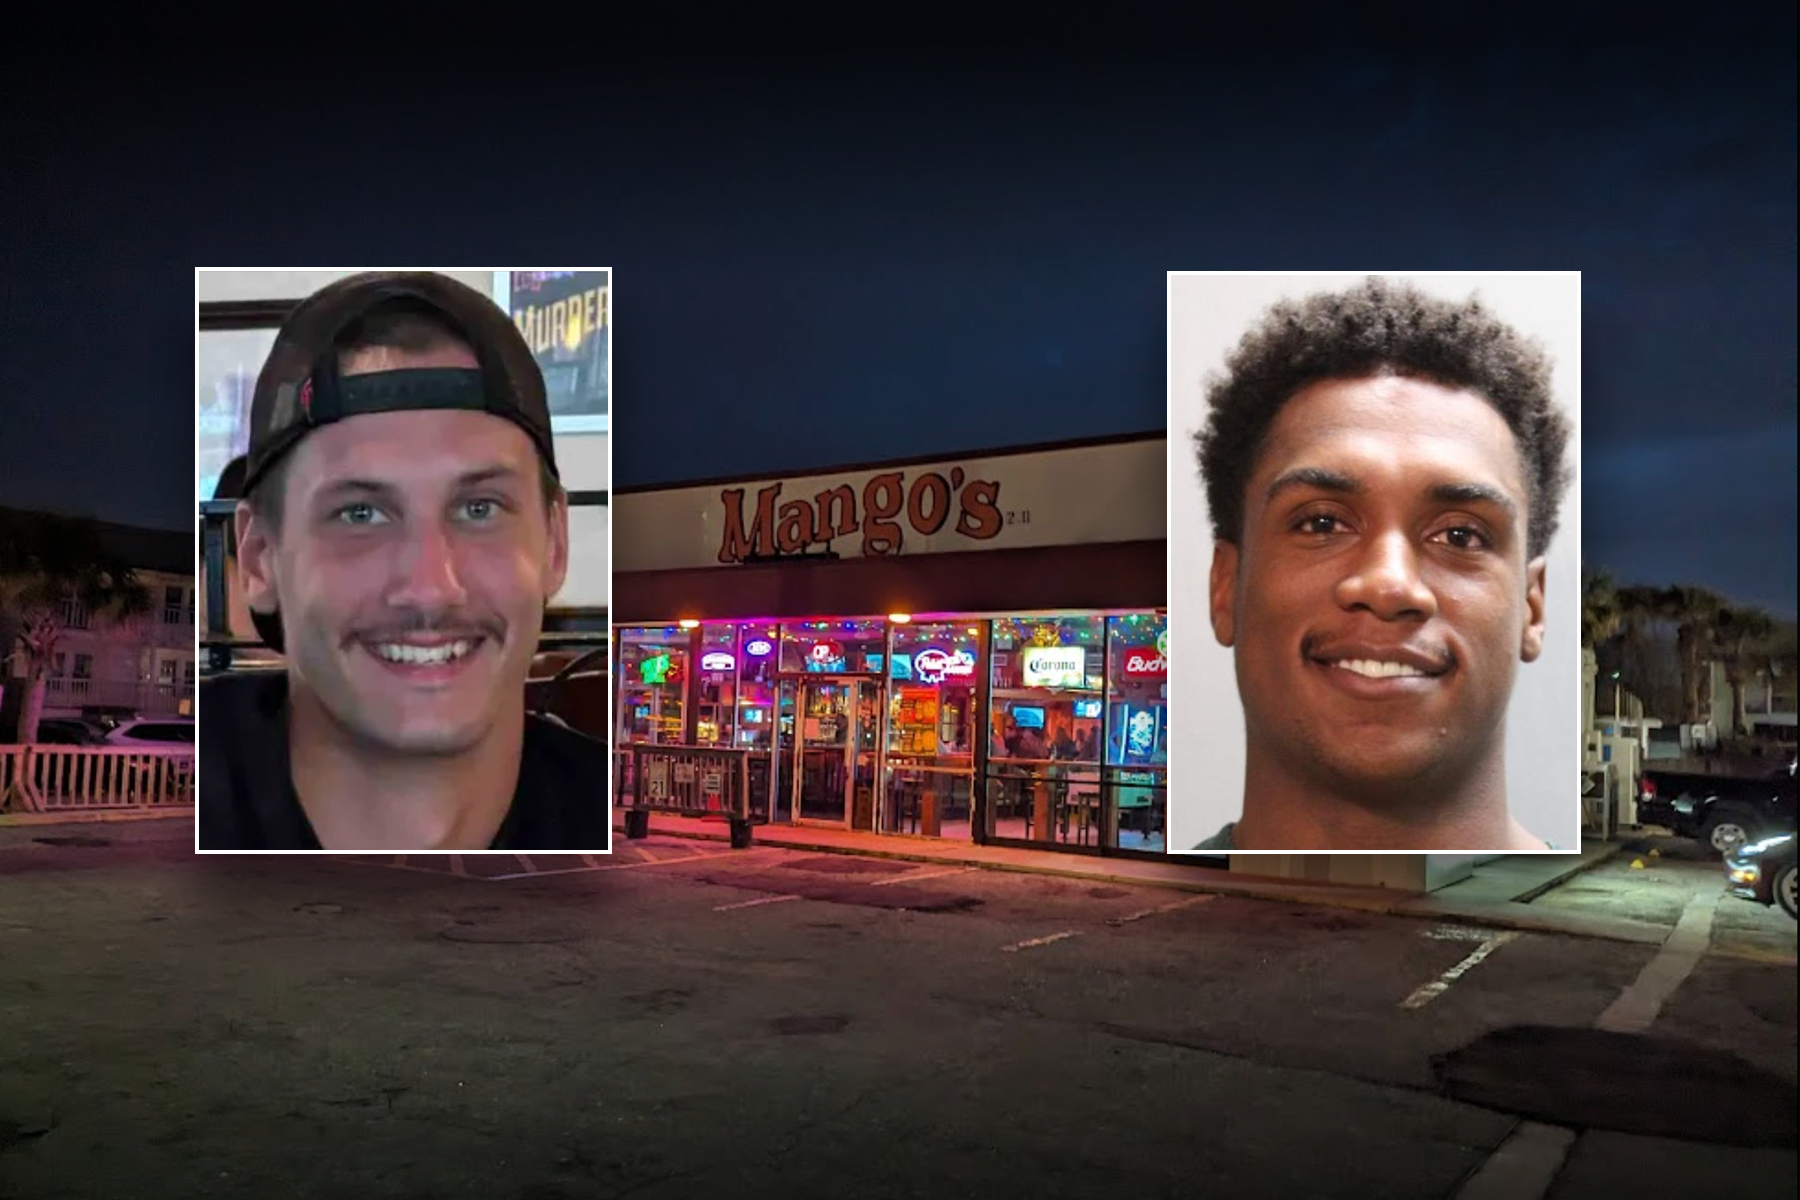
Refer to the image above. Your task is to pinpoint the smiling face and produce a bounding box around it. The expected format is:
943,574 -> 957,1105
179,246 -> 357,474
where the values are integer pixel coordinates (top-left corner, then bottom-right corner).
235,341 -> 568,757
1210,375 -> 1546,800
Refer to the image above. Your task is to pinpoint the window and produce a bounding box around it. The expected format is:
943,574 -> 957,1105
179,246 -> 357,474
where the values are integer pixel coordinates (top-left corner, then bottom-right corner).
889,620 -> 982,759
780,619 -> 887,674
124,723 -> 195,744
52,652 -> 67,678
73,654 -> 93,680
985,615 -> 1105,847
162,586 -> 185,625
616,626 -> 690,745
1104,613 -> 1168,853
693,623 -> 739,748
60,599 -> 91,629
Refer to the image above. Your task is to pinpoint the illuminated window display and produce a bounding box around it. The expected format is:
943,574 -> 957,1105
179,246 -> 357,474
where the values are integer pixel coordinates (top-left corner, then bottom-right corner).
985,615 -> 1105,847
617,626 -> 689,745
1105,613 -> 1168,853
614,606 -> 1164,859
887,621 -> 983,837
781,619 -> 886,674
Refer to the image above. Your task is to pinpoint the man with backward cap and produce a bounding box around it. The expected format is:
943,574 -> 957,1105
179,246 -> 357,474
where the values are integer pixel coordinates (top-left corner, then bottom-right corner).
199,271 -> 609,851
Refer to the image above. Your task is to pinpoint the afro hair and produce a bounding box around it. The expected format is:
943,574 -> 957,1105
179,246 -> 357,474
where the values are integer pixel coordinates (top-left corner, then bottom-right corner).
1192,276 -> 1571,560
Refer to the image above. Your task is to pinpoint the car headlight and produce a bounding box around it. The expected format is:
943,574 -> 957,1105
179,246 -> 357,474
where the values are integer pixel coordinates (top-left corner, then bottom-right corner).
1740,834 -> 1795,857
1729,866 -> 1761,885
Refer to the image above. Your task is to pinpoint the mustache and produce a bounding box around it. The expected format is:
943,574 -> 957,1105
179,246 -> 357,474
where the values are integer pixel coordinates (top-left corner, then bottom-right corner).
344,610 -> 507,646
1300,633 -> 1456,673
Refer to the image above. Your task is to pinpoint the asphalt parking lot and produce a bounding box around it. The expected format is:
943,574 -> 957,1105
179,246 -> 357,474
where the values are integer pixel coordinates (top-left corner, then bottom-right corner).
1,820 -> 1793,1200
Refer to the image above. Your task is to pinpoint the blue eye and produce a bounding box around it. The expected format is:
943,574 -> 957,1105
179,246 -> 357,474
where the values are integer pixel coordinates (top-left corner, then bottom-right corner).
336,502 -> 387,526
460,498 -> 501,522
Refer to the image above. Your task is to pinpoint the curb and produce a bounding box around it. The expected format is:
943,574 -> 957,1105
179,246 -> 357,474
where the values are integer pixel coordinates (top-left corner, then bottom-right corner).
619,822 -> 1693,947
1508,842 -> 1626,903
614,822 -> 1673,938
0,807 -> 193,827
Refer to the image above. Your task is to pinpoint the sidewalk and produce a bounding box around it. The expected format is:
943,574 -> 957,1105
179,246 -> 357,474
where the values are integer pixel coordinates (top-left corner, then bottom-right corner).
626,814 -> 1653,944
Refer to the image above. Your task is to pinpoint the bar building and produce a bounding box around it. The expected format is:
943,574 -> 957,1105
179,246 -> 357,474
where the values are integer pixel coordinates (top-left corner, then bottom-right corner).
612,434 -> 1170,858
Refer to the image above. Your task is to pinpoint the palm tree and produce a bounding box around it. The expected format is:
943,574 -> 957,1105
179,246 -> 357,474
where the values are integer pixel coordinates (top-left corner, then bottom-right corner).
1662,585 -> 1728,726
0,509 -> 153,743
1711,605 -> 1778,738
1581,568 -> 1623,648
1609,582 -> 1672,715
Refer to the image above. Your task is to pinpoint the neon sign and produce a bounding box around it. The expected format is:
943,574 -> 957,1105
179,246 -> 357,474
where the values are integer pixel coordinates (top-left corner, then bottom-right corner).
1021,646 -> 1084,689
1122,651 -> 1166,679
911,647 -> 976,685
745,639 -> 774,657
700,651 -> 736,672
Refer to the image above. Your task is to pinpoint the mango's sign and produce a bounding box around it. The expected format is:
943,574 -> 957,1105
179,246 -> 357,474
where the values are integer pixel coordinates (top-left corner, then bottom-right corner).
718,465 -> 1003,563
613,438 -> 1166,574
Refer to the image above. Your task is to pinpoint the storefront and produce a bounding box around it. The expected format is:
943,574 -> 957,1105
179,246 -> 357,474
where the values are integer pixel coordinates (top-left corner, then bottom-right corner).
612,435 -> 1168,858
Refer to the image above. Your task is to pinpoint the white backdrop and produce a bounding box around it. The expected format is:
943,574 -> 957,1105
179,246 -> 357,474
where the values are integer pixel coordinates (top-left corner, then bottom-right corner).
1166,272 -> 1582,854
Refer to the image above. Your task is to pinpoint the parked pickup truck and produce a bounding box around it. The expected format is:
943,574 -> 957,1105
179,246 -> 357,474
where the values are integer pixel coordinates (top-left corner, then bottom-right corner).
1638,758 -> 1796,853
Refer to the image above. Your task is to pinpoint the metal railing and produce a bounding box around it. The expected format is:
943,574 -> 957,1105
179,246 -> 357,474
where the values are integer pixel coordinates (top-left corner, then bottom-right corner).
1,745 -> 195,813
619,744 -> 757,845
43,677 -> 195,716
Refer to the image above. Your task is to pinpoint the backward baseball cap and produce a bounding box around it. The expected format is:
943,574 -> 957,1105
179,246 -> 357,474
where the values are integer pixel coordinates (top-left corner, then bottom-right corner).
215,270 -> 557,653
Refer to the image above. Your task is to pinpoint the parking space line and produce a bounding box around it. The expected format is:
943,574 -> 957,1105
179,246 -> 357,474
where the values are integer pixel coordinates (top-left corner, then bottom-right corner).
513,854 -> 537,873
714,894 -> 801,912
1400,931 -> 1520,1009
449,855 -> 467,877
866,866 -> 979,888
1450,1120 -> 1576,1200
1106,894 -> 1216,926
1595,888 -> 1720,1034
1001,930 -> 1081,953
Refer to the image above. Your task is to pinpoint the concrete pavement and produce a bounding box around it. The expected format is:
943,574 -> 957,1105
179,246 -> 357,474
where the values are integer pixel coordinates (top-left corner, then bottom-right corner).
625,814 -> 1670,944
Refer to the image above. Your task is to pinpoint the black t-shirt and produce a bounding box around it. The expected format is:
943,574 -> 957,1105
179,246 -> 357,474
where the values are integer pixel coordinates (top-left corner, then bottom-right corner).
197,671 -> 610,850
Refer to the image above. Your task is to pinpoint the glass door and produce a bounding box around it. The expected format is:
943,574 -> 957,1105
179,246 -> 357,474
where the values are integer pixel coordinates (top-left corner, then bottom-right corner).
791,678 -> 882,827
795,679 -> 854,824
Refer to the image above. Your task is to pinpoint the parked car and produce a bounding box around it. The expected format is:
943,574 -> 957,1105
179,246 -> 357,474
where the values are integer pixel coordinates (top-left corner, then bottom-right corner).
100,718 -> 195,749
1724,833 -> 1798,920
1638,758 -> 1796,854
34,718 -> 109,745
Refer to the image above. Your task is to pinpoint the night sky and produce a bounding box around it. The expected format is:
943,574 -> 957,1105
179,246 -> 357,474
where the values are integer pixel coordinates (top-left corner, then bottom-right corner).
1,23 -> 1793,615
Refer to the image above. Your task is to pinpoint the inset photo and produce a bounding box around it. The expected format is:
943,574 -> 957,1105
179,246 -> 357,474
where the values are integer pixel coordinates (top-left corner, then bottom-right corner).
195,269 -> 611,852
1167,272 -> 1581,854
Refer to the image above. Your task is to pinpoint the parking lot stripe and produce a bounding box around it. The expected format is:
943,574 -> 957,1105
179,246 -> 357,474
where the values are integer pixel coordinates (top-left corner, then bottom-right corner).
1001,930 -> 1081,952
1594,888 -> 1720,1034
714,894 -> 801,911
1400,931 -> 1520,1009
1450,1120 -> 1576,1200
1106,894 -> 1216,926
449,855 -> 467,877
866,866 -> 979,888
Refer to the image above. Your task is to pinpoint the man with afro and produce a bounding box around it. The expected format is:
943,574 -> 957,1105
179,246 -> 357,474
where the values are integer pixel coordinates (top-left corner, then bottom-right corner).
1191,276 -> 1572,852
